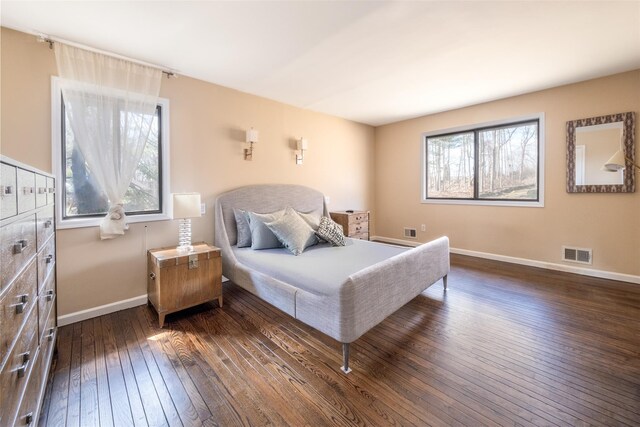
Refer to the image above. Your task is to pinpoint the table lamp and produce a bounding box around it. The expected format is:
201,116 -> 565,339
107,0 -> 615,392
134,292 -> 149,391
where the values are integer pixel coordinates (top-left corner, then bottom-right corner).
173,193 -> 201,252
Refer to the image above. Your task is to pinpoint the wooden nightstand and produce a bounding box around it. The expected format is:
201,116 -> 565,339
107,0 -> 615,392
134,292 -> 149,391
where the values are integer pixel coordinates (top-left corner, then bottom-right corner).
330,211 -> 369,240
147,242 -> 222,327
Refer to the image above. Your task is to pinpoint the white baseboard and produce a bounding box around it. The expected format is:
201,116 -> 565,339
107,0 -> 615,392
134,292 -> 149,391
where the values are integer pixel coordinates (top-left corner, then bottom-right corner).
57,277 -> 232,326
57,294 -> 148,327
371,236 -> 640,285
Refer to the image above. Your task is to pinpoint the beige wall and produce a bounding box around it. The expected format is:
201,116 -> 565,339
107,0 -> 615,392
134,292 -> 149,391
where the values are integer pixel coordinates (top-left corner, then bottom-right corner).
375,70 -> 640,276
3,25 -> 638,318
1,28 -> 375,315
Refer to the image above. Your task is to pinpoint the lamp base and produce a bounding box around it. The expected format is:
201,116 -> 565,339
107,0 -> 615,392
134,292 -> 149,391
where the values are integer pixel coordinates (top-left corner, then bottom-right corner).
177,218 -> 193,252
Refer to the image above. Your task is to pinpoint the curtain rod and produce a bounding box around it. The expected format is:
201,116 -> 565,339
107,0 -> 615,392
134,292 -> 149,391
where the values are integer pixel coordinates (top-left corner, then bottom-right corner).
37,34 -> 178,79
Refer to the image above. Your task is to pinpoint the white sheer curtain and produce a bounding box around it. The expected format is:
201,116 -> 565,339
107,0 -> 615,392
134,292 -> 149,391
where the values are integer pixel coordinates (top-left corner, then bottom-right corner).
54,43 -> 162,239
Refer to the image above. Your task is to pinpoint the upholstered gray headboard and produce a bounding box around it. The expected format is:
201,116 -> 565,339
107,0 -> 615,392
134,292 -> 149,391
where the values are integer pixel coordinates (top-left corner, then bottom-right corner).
214,184 -> 327,276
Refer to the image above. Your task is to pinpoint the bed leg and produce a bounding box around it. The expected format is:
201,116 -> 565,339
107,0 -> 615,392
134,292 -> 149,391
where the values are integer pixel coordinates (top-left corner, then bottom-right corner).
443,275 -> 448,291
341,343 -> 352,374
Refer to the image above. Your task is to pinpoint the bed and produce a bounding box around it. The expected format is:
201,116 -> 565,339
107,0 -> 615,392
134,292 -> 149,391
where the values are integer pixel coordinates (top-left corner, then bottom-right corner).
214,184 -> 450,373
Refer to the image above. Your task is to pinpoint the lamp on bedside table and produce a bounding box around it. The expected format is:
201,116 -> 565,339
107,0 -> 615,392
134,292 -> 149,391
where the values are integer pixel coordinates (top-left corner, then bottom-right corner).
173,192 -> 201,252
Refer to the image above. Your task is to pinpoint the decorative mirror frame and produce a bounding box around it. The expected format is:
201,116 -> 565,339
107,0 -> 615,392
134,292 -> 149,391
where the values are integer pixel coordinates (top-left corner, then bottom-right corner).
566,111 -> 635,193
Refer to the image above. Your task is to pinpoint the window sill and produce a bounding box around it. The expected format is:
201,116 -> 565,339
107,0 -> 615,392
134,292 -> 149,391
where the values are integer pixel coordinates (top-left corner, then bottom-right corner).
421,199 -> 544,208
56,213 -> 171,230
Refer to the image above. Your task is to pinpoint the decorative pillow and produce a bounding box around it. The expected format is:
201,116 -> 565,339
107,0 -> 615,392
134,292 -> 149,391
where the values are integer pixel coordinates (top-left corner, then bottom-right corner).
248,210 -> 285,250
233,208 -> 251,248
296,209 -> 322,230
265,207 -> 318,255
316,216 -> 346,246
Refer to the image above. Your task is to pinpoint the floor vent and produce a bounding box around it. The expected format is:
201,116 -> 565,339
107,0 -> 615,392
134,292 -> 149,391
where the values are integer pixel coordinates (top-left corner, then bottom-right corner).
404,228 -> 417,239
562,246 -> 592,265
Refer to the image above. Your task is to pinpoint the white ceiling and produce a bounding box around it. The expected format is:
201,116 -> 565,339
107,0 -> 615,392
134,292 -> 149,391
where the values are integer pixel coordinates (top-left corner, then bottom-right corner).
2,1 -> 640,126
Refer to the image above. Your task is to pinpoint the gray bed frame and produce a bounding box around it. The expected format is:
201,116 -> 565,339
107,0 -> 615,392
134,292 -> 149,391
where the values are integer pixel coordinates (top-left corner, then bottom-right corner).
214,184 -> 450,373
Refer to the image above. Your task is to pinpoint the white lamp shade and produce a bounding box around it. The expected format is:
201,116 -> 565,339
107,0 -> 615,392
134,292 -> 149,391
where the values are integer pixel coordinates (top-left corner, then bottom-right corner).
604,149 -> 626,171
173,193 -> 201,218
246,128 -> 259,143
297,138 -> 309,151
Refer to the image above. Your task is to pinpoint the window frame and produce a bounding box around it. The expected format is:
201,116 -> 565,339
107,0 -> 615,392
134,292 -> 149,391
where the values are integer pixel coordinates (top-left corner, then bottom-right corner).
51,76 -> 171,229
421,113 -> 545,207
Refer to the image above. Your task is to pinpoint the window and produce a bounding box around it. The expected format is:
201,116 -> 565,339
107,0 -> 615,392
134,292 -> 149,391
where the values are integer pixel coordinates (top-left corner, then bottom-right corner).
422,114 -> 544,207
52,77 -> 171,228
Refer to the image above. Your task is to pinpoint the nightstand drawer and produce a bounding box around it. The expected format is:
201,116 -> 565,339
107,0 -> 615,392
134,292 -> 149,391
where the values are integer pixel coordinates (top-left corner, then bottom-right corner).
348,213 -> 368,224
351,232 -> 370,241
348,221 -> 368,236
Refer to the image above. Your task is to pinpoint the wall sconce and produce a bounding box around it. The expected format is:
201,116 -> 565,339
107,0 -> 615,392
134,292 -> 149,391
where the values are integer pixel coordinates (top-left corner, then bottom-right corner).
172,192 -> 202,253
295,137 -> 308,165
245,127 -> 259,161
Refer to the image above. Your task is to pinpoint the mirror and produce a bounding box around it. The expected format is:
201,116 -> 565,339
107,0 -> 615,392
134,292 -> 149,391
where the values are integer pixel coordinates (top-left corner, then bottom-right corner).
566,112 -> 635,193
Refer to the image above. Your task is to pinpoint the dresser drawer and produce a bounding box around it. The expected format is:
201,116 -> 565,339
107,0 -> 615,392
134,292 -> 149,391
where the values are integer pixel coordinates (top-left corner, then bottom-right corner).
14,346 -> 41,427
1,214 -> 37,291
17,169 -> 36,214
0,259 -> 38,367
36,205 -> 54,251
0,305 -> 38,427
35,175 -> 47,208
37,236 -> 55,289
38,273 -> 55,342
39,322 -> 56,397
1,162 -> 18,220
46,177 -> 55,206
40,315 -> 56,372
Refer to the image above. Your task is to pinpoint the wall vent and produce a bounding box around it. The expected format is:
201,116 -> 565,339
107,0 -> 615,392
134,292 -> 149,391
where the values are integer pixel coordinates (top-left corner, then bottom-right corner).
562,246 -> 592,265
404,228 -> 417,239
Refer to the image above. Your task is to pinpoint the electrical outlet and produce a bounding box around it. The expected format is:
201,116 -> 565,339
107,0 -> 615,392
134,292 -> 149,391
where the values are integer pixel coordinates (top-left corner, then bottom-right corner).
200,203 -> 206,215
421,224 -> 426,232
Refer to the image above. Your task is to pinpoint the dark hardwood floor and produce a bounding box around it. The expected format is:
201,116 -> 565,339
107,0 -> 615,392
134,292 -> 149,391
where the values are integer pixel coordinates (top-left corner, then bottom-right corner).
38,254 -> 640,426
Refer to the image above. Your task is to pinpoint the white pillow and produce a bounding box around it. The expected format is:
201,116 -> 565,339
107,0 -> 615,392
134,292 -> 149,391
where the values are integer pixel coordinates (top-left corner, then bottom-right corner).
265,207 -> 318,255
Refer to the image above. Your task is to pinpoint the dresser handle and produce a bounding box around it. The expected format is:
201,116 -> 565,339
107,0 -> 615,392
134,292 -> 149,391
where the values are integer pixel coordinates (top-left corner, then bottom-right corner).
46,254 -> 53,264
149,272 -> 156,280
45,290 -> 54,301
48,187 -> 55,193
38,187 -> 46,194
24,412 -> 34,425
47,328 -> 55,341
13,239 -> 28,254
22,186 -> 34,195
15,294 -> 29,314
44,219 -> 52,228
2,185 -> 13,195
16,351 -> 30,378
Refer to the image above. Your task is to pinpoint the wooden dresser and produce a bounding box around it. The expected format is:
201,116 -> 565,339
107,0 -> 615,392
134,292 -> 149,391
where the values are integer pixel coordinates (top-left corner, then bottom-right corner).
0,156 -> 57,427
330,211 -> 370,241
